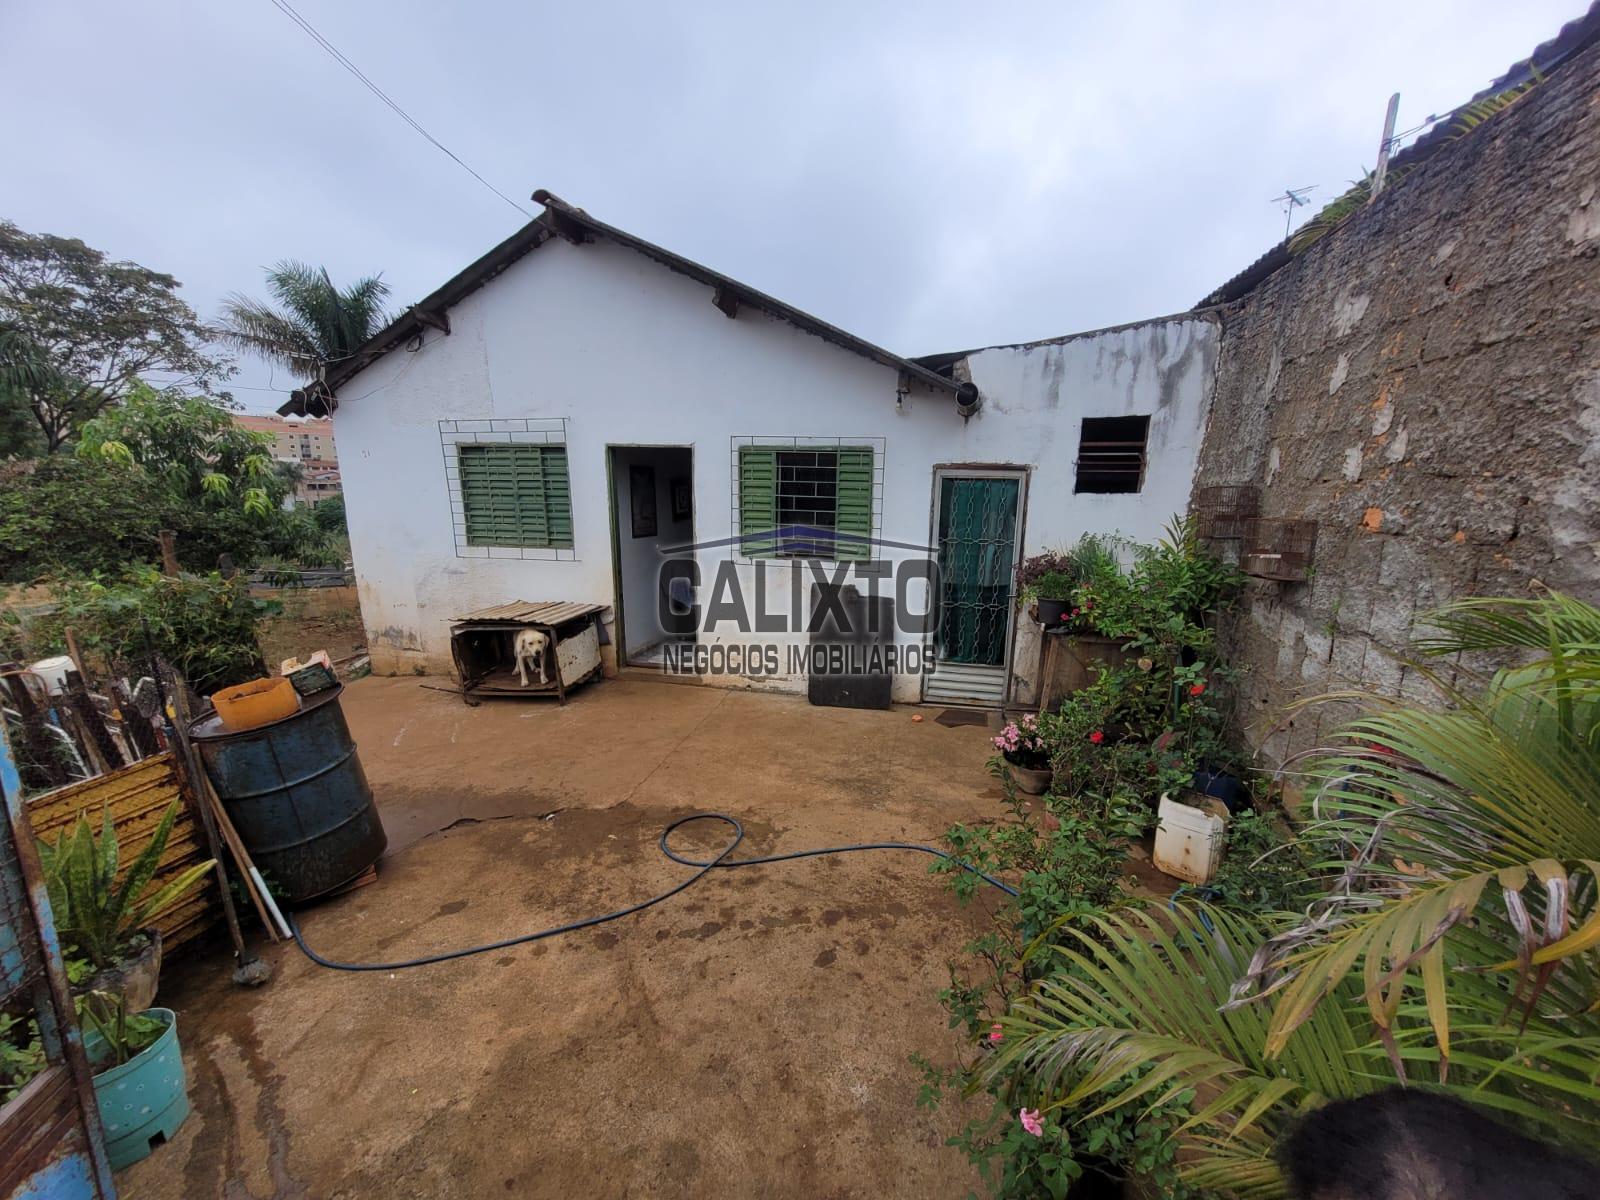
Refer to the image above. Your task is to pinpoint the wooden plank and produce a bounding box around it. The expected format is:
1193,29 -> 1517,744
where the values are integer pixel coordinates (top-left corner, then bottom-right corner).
24,753 -> 222,954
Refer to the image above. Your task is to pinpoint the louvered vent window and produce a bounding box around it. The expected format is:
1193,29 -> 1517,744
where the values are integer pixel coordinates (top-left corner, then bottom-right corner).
458,443 -> 574,548
1074,416 -> 1150,494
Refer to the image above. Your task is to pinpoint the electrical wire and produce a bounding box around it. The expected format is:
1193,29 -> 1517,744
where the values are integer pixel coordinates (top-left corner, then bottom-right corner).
287,812 -> 1017,972
265,0 -> 533,219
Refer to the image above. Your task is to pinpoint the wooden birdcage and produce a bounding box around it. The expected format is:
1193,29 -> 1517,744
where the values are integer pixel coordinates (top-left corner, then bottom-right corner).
1192,485 -> 1260,540
1241,518 -> 1317,582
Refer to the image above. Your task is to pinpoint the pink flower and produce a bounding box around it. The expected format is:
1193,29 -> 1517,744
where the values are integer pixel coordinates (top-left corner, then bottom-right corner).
987,1023 -> 1004,1044
1089,730 -> 1105,745
1019,1108 -> 1043,1137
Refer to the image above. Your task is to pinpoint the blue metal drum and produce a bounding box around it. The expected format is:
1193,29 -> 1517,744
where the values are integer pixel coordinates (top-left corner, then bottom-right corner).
189,685 -> 386,906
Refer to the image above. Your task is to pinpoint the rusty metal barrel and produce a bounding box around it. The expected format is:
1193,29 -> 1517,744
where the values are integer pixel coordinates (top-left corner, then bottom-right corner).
189,685 -> 386,906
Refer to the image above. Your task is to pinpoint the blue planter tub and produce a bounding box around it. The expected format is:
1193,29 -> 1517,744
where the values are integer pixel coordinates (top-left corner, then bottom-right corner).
88,1007 -> 190,1170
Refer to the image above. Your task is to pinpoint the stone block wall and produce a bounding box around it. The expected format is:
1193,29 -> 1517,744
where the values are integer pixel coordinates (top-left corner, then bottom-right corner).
1194,37 -> 1600,768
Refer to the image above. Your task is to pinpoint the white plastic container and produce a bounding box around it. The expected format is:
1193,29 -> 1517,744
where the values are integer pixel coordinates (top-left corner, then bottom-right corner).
1153,792 -> 1227,884
28,655 -> 77,696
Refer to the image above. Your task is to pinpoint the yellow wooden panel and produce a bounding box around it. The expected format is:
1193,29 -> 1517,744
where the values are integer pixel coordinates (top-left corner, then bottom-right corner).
26,753 -> 222,954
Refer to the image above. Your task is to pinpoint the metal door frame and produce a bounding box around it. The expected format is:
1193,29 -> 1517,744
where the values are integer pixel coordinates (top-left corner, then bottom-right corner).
923,466 -> 1029,705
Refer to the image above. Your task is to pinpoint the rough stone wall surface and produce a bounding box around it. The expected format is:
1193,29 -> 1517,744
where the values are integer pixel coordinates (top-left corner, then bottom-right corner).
1194,39 -> 1600,768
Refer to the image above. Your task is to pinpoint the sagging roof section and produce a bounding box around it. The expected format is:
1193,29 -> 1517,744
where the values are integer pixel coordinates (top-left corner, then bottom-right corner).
281,190 -> 957,416
1196,1 -> 1600,309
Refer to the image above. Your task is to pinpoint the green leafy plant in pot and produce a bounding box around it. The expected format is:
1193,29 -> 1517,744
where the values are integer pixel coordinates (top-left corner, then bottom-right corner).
1015,536 -> 1123,630
39,801 -> 215,1012
79,990 -> 191,1170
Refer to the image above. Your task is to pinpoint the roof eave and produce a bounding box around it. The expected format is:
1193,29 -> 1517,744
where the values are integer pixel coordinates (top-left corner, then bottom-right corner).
281,191 -> 956,415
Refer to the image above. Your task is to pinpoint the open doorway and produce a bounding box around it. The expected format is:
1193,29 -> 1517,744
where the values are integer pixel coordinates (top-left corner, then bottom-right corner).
608,446 -> 696,667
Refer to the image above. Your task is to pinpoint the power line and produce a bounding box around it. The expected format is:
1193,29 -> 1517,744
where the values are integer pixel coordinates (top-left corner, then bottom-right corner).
265,0 -> 533,219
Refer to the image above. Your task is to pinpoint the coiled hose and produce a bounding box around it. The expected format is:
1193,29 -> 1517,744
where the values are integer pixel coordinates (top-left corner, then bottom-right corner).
287,812 -> 1017,972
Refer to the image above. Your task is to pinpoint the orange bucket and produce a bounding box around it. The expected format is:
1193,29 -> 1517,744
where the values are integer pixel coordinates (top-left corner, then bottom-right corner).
211,676 -> 300,732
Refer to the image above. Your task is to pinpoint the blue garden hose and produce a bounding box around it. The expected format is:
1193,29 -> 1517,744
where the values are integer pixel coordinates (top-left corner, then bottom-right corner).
1168,884 -> 1221,934
287,812 -> 1017,972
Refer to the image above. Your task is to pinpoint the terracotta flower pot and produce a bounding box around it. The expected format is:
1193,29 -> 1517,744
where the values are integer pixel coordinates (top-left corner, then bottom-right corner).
1007,762 -> 1053,796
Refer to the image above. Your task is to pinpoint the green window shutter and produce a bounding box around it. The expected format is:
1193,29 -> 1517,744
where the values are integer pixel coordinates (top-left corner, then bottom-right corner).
459,444 -> 574,549
834,447 -> 874,559
739,446 -> 778,557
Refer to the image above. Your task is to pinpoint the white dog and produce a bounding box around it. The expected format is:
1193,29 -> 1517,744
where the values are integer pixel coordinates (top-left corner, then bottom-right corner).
512,628 -> 550,687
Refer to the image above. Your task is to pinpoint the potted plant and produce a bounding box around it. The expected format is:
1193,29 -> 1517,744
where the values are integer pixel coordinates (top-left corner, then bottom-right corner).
38,801 -> 215,1012
1015,551 -> 1075,627
1016,535 -> 1123,630
79,991 -> 190,1169
992,714 -> 1053,795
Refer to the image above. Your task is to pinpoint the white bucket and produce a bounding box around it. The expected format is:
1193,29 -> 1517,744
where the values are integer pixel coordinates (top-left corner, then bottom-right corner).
28,655 -> 77,696
1153,792 -> 1227,884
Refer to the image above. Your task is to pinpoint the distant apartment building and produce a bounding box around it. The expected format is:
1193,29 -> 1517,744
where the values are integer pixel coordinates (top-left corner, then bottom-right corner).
235,413 -> 341,505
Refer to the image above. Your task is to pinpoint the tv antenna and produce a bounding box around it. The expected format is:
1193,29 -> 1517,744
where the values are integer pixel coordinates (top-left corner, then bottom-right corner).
1271,186 -> 1316,239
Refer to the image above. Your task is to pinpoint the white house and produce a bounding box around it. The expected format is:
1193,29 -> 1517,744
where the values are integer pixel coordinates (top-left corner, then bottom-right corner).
285,191 -> 1217,706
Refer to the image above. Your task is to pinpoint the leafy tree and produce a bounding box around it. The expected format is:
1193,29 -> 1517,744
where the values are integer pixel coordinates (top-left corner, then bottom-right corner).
0,223 -> 230,451
0,456 -> 173,581
312,493 -> 346,534
0,325 -> 58,458
76,383 -> 281,516
0,388 -> 45,459
26,568 -> 272,697
2,386 -> 341,580
216,261 -> 390,381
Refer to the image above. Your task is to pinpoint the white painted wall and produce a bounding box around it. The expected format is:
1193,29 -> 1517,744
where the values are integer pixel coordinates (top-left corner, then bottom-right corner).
333,232 -> 1217,704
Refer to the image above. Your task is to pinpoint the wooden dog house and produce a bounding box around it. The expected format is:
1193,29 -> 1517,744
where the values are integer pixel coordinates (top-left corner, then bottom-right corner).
449,600 -> 607,704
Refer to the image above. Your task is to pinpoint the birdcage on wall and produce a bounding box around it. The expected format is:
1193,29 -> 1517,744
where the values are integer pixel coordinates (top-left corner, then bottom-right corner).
1241,518 -> 1317,582
1193,485 -> 1260,540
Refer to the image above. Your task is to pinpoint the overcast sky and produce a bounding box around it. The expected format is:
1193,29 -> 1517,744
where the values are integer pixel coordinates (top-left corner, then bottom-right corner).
0,1 -> 1583,413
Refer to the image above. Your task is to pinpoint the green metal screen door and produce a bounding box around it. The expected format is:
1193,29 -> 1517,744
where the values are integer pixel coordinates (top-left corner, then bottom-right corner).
927,473 -> 1022,705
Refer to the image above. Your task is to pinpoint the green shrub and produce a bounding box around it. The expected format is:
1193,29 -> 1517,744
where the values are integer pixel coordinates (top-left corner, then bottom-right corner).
1207,808 -> 1318,916
39,801 -> 214,971
12,568 -> 274,695
0,457 -> 173,581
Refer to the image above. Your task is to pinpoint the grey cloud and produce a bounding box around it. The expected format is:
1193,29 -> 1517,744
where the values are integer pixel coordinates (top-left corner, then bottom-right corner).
0,0 -> 1578,409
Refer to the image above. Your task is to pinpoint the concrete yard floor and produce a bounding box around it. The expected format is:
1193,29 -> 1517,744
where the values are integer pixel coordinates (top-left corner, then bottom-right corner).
121,676 -> 1015,1199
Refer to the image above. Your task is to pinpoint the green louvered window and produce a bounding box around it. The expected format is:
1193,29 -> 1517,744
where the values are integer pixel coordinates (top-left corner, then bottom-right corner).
458,443 -> 574,548
738,445 -> 873,559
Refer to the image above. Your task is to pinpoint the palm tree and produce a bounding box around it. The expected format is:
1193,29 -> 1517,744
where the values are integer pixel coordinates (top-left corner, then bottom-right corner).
989,592 -> 1600,1197
215,262 -> 391,382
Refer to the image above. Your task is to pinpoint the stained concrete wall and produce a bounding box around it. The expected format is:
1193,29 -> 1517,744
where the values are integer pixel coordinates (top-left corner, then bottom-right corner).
956,318 -> 1218,704
1194,38 -> 1600,766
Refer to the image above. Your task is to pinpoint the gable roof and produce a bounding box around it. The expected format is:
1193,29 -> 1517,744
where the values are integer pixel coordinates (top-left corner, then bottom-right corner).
281,190 -> 959,416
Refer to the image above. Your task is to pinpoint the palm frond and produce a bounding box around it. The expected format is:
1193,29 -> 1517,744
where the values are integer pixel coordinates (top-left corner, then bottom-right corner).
214,294 -> 323,378
983,905 -> 1378,1198
213,261 -> 391,379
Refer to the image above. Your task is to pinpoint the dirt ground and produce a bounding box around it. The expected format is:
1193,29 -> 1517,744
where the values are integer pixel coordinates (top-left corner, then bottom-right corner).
119,676 -> 1022,1199
253,585 -> 368,674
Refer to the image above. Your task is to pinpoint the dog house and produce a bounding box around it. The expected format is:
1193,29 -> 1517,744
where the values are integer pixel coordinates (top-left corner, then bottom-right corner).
449,600 -> 608,704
